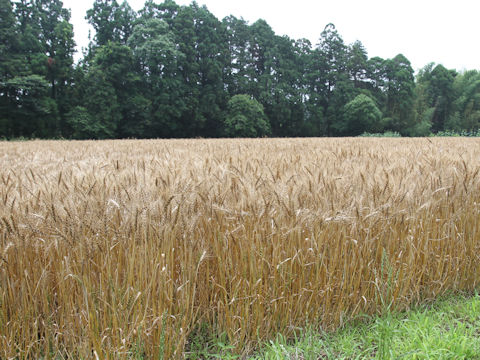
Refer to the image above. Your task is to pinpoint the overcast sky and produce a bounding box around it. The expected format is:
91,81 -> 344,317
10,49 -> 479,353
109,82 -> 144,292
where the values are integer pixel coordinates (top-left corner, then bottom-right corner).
64,0 -> 479,72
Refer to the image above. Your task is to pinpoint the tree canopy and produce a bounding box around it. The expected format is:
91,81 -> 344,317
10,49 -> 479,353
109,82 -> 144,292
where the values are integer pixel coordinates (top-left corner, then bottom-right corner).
1,0 -> 479,139
224,94 -> 270,137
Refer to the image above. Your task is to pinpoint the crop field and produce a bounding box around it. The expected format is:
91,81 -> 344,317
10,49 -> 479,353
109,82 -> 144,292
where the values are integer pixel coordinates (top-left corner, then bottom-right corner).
1,138 -> 480,358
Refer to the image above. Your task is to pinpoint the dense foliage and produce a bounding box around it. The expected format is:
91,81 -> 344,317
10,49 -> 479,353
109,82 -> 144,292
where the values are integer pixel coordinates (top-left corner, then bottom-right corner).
1,0 -> 479,139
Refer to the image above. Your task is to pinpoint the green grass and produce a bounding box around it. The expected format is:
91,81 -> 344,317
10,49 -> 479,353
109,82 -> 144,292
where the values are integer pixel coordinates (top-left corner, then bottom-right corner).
250,291 -> 480,359
190,290 -> 480,359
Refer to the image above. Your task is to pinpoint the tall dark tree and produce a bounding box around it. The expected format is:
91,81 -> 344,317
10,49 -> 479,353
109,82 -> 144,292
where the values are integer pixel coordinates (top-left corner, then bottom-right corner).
3,0 -> 479,140
416,64 -> 457,132
223,15 -> 252,96
304,46 -> 327,136
86,0 -> 136,47
35,0 -> 76,134
452,70 -> 480,131
292,38 -> 316,136
2,75 -> 58,138
1,0 -> 75,138
365,56 -> 388,109
265,35 -> 307,137
347,40 -> 369,89
316,23 -> 351,135
14,0 -> 46,75
95,42 -> 148,137
383,54 -> 416,134
139,1 -> 229,137
74,65 -> 121,139
0,0 -> 21,79
190,3 -> 229,137
138,0 -> 179,24
0,0 -> 20,135
128,17 -> 184,137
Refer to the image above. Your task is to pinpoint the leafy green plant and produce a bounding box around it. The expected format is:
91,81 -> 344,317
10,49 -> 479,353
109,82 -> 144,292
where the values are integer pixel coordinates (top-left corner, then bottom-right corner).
432,129 -> 480,137
224,95 -> 271,138
358,131 -> 402,137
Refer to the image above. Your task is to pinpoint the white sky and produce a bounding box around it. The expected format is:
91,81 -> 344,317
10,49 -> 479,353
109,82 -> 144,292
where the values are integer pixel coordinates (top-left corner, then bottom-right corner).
64,0 -> 480,72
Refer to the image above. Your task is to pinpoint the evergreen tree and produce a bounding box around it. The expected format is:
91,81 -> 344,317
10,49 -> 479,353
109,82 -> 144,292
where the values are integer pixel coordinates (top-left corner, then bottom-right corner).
223,15 -> 252,96
94,42 -> 147,138
86,0 -> 136,47
1,0 -> 75,138
0,0 -> 21,136
128,17 -> 184,137
316,23 -> 351,135
76,66 -> 120,139
190,3 -> 229,137
451,70 -> 480,131
268,35 -> 306,137
2,75 -> 58,138
35,0 -> 76,134
2,0 -> 479,139
383,54 -> 416,134
347,40 -> 369,89
416,64 -> 457,132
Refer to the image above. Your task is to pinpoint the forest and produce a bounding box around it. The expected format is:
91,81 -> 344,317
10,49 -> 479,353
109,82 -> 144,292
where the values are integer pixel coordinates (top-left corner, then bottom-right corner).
1,0 -> 480,139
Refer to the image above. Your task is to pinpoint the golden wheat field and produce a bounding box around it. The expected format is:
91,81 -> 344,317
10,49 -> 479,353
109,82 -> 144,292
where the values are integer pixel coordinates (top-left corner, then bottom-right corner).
1,138 -> 480,358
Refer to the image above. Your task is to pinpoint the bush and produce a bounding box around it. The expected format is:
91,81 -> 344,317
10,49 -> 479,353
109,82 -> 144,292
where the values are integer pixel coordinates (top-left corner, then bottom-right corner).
224,95 -> 271,137
358,131 -> 402,137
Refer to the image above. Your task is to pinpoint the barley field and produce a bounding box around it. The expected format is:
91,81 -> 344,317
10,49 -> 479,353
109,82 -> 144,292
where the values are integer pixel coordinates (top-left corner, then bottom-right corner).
1,138 -> 480,358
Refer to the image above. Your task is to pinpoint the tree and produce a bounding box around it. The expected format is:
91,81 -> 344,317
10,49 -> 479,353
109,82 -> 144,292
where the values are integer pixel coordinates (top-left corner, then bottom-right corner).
412,66 -> 434,136
316,23 -> 350,135
78,67 -> 120,139
35,0 -> 76,133
268,35 -> 308,137
86,0 -> 136,47
1,75 -> 58,138
0,0 -> 21,136
291,38 -> 318,136
189,3 -> 229,137
430,65 -> 456,132
128,17 -> 184,137
224,95 -> 271,137
451,70 -> 480,131
223,15 -> 252,96
383,54 -> 416,134
414,63 -> 458,133
65,106 -> 95,139
339,94 -> 383,136
0,0 -> 21,79
138,0 -> 179,23
5,0 -> 480,139
14,0 -> 47,76
94,42 -> 148,138
138,2 -> 230,137
365,56 -> 387,107
1,0 -> 75,138
347,40 -> 368,88
304,46 -> 327,136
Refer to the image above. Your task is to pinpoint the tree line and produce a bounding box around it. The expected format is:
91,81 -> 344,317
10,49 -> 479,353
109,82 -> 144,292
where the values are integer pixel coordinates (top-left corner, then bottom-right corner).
1,0 -> 480,139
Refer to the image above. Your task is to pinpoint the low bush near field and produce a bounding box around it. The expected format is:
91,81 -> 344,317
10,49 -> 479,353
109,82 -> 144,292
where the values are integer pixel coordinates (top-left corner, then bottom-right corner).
1,138 -> 479,358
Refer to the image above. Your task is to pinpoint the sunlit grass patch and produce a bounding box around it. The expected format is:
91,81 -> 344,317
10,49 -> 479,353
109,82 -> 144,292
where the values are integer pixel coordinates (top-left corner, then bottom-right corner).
253,291 -> 480,359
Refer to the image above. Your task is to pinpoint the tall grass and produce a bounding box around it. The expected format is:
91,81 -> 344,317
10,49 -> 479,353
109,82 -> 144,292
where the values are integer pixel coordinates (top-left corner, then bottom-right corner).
1,138 -> 479,358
